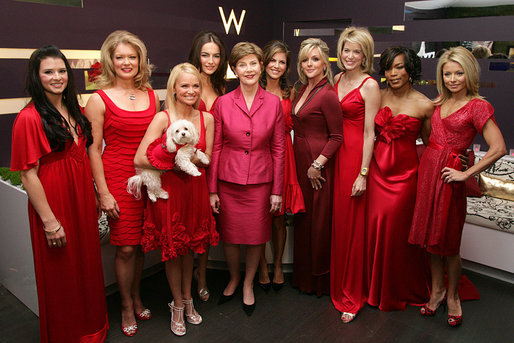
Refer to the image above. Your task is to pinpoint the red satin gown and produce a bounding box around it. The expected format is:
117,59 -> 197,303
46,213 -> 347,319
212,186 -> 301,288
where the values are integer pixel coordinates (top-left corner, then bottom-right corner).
366,107 -> 430,311
96,89 -> 156,245
331,75 -> 375,314
11,104 -> 108,343
142,111 -> 219,260
277,98 -> 305,215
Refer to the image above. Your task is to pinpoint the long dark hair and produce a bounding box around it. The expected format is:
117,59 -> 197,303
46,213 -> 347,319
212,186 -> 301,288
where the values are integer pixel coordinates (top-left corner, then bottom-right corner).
26,45 -> 92,151
259,40 -> 292,99
188,31 -> 227,96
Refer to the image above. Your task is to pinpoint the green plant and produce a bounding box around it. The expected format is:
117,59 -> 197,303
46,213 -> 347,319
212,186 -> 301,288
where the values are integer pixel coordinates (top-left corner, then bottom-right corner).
0,167 -> 22,187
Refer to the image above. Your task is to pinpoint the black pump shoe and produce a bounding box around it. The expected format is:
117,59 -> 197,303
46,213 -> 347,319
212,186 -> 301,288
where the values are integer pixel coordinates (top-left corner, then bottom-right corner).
218,292 -> 234,305
258,282 -> 271,292
242,301 -> 255,316
272,282 -> 284,291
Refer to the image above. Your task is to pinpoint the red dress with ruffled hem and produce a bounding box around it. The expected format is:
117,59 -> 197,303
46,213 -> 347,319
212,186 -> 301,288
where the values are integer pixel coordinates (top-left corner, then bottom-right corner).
96,89 -> 156,246
142,111 -> 219,261
277,98 -> 305,215
11,103 -> 108,343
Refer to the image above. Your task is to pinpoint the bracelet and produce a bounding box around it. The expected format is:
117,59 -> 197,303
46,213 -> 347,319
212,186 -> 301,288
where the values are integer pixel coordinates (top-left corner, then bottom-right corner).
44,221 -> 62,235
311,163 -> 321,170
312,160 -> 324,169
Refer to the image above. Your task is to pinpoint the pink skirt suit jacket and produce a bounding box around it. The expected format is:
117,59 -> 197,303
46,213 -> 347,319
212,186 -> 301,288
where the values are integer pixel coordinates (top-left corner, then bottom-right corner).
207,86 -> 285,244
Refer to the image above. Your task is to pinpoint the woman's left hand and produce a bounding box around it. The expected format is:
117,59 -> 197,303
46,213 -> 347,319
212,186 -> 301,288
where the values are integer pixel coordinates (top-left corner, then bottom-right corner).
270,195 -> 283,213
351,175 -> 367,197
441,167 -> 468,183
308,166 -> 326,190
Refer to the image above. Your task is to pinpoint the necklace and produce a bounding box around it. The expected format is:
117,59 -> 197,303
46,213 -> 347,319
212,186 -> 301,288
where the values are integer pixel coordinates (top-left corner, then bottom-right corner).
129,93 -> 136,100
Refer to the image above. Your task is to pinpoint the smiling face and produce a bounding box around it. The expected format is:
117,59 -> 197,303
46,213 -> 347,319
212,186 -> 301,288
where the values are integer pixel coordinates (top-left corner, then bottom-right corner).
200,41 -> 221,76
39,57 -> 68,96
341,41 -> 364,72
301,47 -> 325,82
233,54 -> 262,88
443,60 -> 467,96
266,51 -> 287,80
174,72 -> 201,106
112,42 -> 139,80
385,54 -> 410,89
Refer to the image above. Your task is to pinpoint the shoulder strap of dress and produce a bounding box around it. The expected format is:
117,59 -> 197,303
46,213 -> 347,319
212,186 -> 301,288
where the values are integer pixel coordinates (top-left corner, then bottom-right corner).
358,76 -> 374,89
147,88 -> 156,111
334,73 -> 344,89
199,110 -> 206,139
164,110 -> 171,128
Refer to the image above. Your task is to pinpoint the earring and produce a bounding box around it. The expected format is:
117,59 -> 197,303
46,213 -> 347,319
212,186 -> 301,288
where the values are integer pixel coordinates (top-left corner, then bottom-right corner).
409,76 -> 413,83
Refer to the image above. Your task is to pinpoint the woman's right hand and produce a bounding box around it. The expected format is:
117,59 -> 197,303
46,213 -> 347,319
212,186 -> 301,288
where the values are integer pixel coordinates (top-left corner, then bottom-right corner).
210,193 -> 220,214
100,192 -> 120,219
44,219 -> 67,248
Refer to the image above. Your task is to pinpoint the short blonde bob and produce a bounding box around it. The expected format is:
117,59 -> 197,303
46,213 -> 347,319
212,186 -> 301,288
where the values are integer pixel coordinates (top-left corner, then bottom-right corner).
96,30 -> 153,90
435,46 -> 482,105
229,42 -> 263,70
296,38 -> 332,85
165,63 -> 202,112
336,26 -> 374,74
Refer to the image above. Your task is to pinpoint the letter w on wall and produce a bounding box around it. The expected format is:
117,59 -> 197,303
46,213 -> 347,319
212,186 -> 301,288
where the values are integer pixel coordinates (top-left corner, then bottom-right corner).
218,7 -> 246,35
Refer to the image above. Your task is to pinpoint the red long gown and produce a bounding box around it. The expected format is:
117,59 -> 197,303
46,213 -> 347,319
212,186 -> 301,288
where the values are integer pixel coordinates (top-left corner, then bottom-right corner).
292,78 -> 343,295
331,75 -> 375,314
277,98 -> 305,215
11,103 -> 108,343
96,89 -> 156,245
366,107 -> 430,311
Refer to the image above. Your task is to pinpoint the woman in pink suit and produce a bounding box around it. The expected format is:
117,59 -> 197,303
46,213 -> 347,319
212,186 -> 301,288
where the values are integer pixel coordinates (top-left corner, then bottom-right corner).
409,47 -> 506,327
207,42 -> 285,316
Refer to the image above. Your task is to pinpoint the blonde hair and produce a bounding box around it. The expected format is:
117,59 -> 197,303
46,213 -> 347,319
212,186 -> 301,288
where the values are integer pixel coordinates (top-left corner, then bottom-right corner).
336,26 -> 374,74
229,42 -> 263,70
297,38 -> 332,85
165,63 -> 202,113
435,46 -> 482,105
96,30 -> 153,90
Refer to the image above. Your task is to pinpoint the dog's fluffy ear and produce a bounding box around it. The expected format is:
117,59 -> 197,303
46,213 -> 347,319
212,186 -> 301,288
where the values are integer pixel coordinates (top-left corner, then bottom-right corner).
165,125 -> 177,153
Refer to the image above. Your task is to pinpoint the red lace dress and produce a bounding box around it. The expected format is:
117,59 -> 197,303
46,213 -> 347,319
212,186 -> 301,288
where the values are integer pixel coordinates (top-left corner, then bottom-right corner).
331,75 -> 376,314
277,97 -> 305,215
141,111 -> 219,260
409,99 -> 495,256
366,107 -> 430,311
96,89 -> 156,245
11,103 -> 108,343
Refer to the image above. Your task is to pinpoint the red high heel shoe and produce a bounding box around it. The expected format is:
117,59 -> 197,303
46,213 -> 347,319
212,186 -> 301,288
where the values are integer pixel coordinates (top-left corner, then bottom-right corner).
420,293 -> 447,316
135,308 -> 152,320
447,314 -> 463,327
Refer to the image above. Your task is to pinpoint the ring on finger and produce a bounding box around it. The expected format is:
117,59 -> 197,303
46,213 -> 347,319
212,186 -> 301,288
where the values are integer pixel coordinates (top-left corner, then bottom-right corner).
52,242 -> 57,246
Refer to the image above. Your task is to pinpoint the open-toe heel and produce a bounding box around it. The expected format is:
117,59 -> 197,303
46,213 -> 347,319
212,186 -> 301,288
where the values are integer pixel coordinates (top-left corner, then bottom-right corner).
168,301 -> 186,336
183,298 -> 202,325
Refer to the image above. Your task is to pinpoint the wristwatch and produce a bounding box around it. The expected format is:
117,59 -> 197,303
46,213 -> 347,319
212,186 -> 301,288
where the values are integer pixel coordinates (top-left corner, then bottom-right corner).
360,167 -> 369,176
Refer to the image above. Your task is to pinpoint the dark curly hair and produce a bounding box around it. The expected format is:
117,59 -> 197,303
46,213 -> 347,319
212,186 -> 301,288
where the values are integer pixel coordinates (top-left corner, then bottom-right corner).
26,45 -> 92,151
379,46 -> 421,83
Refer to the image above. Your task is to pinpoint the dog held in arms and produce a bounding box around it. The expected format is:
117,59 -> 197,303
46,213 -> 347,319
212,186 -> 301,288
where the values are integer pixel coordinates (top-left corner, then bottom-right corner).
127,119 -> 210,202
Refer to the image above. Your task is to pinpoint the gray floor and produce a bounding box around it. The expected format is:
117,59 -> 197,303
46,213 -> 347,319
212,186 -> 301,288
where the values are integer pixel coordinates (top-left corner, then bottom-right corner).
1,268 -> 514,343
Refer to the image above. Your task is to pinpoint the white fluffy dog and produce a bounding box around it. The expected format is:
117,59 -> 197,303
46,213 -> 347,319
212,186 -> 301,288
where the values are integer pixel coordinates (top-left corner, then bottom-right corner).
127,119 -> 210,202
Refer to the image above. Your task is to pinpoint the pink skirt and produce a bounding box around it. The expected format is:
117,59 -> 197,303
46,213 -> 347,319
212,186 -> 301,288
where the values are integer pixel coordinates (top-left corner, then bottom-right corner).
217,180 -> 272,245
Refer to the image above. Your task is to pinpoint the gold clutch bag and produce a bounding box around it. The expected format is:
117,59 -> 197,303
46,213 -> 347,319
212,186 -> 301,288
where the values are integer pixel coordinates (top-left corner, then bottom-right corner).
478,174 -> 514,201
